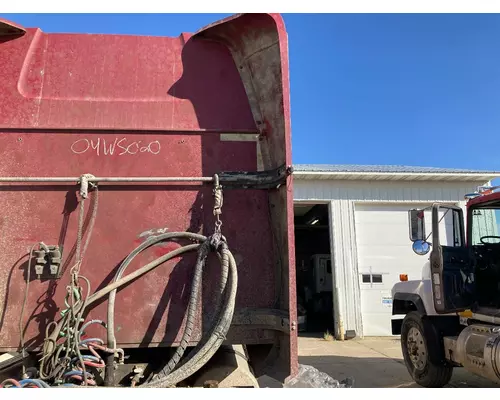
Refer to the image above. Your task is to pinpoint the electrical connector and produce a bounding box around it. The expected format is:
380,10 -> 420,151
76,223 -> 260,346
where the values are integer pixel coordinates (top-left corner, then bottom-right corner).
50,264 -> 59,275
35,263 -> 44,277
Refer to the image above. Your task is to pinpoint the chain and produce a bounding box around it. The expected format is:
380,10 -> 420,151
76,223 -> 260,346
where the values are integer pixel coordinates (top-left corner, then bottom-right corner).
213,174 -> 223,234
209,174 -> 225,250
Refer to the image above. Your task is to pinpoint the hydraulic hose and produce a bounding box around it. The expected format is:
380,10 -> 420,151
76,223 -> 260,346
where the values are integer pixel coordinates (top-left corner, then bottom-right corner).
141,249 -> 237,388
104,232 -> 210,386
104,232 -> 234,387
19,379 -> 51,388
42,243 -> 199,357
37,172 -> 237,387
41,231 -> 237,388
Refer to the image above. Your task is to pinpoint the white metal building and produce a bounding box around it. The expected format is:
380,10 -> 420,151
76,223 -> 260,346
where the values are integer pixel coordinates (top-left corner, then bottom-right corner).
293,164 -> 500,338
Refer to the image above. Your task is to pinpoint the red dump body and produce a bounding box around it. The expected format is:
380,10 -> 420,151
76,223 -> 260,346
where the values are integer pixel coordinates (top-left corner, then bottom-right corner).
0,14 -> 296,379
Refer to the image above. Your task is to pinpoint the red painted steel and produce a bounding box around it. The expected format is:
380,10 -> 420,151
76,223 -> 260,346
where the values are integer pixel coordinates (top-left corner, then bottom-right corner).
0,14 -> 297,378
467,191 -> 500,208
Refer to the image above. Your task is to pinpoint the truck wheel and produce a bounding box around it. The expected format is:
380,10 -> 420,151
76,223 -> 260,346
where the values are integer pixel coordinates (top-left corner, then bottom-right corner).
401,311 -> 453,388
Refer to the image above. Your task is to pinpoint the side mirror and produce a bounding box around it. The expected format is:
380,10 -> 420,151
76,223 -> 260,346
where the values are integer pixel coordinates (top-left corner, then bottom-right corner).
412,240 -> 431,256
409,209 -> 425,242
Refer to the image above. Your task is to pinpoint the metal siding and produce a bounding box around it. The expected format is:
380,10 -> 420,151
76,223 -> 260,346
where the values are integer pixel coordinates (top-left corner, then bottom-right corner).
294,180 -> 480,202
294,164 -> 500,174
330,199 -> 363,337
328,201 -> 341,338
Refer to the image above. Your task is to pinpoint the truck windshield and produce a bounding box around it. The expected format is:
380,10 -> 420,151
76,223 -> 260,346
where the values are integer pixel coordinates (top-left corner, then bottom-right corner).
471,207 -> 500,245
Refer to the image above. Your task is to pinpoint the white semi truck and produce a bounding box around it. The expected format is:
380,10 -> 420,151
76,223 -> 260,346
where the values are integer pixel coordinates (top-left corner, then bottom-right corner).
392,186 -> 500,387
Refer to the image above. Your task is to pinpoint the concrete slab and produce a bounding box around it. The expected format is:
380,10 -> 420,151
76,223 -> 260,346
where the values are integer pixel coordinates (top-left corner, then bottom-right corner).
298,335 -> 500,388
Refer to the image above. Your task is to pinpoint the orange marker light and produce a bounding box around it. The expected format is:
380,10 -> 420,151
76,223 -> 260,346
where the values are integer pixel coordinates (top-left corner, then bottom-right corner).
400,274 -> 408,282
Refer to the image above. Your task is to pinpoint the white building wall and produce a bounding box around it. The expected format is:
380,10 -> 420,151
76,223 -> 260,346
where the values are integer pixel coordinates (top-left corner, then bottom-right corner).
294,180 -> 478,203
294,179 -> 481,338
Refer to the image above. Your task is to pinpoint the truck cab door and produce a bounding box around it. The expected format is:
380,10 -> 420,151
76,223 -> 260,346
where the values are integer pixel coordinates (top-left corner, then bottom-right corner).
409,204 -> 474,313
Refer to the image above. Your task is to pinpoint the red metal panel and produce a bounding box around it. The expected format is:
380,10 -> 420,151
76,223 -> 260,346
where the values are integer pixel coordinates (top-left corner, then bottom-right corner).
467,191 -> 500,208
0,28 -> 255,131
197,13 -> 297,377
0,13 -> 296,378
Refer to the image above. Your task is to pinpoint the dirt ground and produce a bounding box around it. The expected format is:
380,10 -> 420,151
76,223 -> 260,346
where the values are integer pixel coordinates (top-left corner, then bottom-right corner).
298,335 -> 500,388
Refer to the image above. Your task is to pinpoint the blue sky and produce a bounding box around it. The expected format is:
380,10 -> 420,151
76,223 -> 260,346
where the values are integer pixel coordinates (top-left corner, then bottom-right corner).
2,13 -> 500,172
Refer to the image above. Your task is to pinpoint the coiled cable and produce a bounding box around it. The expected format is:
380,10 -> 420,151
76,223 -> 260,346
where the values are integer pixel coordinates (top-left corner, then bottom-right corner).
40,232 -> 237,388
104,232 -> 236,387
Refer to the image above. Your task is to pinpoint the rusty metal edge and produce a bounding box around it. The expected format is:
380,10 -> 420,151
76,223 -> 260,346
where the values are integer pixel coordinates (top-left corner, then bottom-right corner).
0,18 -> 26,37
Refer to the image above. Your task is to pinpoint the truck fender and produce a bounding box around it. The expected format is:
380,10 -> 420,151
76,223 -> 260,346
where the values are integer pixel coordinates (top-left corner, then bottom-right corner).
392,292 -> 427,315
391,292 -> 426,335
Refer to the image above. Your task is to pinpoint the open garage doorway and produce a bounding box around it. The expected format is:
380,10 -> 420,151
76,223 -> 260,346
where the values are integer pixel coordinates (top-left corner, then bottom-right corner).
294,203 -> 334,335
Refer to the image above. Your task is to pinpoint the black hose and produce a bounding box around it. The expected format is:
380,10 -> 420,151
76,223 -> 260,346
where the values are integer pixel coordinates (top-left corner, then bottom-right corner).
142,240 -> 229,385
104,232 -> 236,387
42,232 -> 237,388
140,247 -> 237,388
148,240 -> 212,378
104,354 -> 115,387
104,232 -> 208,386
42,243 -> 200,357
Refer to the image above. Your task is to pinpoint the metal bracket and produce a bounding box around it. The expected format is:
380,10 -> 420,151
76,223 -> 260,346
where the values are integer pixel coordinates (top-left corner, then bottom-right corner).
219,165 -> 293,190
231,308 -> 293,335
0,351 -> 25,374
0,166 -> 293,190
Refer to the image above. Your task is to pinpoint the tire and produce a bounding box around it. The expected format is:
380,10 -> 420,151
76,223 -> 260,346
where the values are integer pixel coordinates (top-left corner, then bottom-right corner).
400,311 -> 453,388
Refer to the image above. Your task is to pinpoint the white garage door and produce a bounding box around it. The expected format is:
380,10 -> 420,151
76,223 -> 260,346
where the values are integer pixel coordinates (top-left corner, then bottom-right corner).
355,203 -> 455,336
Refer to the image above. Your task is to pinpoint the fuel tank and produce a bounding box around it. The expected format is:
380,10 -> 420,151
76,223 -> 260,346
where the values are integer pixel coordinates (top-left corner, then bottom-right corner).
445,324 -> 500,383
